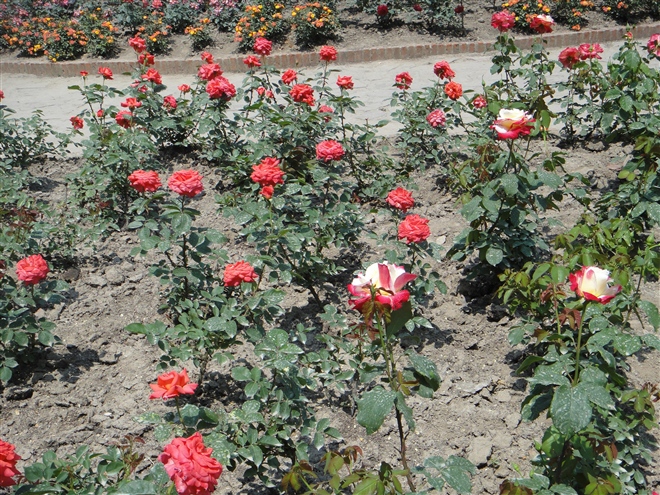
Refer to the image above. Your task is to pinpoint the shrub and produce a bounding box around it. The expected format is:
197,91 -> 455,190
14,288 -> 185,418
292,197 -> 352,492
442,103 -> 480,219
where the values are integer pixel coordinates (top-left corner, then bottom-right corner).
234,1 -> 288,51
185,18 -> 214,51
291,2 -> 340,47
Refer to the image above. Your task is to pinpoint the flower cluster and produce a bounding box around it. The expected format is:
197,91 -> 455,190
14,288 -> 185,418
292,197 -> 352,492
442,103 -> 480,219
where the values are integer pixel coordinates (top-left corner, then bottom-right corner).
234,2 -> 287,50
291,2 -> 340,47
558,43 -> 603,69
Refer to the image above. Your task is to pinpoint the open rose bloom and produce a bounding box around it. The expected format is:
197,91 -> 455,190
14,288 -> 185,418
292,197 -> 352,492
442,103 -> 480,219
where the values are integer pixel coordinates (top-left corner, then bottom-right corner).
348,262 -> 416,312
159,432 -> 222,495
0,439 -> 21,487
149,369 -> 198,400
491,108 -> 535,139
569,266 -> 622,304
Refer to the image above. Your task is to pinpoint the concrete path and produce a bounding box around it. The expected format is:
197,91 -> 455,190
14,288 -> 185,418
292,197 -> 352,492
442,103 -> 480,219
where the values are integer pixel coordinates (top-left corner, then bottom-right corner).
0,40 -> 636,140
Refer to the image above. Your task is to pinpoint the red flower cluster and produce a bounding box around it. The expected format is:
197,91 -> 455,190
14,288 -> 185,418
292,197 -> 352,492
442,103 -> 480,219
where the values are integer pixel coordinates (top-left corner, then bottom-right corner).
115,110 -> 132,129
337,75 -> 354,89
529,14 -> 554,34
70,116 -> 84,130
201,51 -> 214,64
444,80 -> 462,100
316,140 -> 344,162
281,69 -> 297,84
149,369 -> 197,400
129,35 -> 146,53
138,53 -> 155,66
472,95 -> 487,109
433,60 -> 455,79
426,109 -> 446,128
206,77 -> 236,101
142,68 -> 163,85
98,66 -> 113,79
251,157 -> 285,189
386,187 -> 414,212
16,254 -> 49,285
198,63 -> 223,81
224,261 -> 258,286
163,95 -> 177,110
319,45 -> 337,61
128,170 -> 162,193
289,84 -> 315,106
394,72 -> 413,90
491,11 -> 515,32
168,170 -> 204,197
559,46 -> 581,69
253,37 -> 272,56
0,439 -> 21,487
243,55 -> 261,68
159,432 -> 223,495
398,214 -> 431,244
121,97 -> 142,110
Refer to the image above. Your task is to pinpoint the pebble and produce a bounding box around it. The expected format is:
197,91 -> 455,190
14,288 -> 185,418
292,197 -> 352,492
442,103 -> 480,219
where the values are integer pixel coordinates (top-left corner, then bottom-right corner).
5,386 -> 33,401
87,275 -> 108,288
468,436 -> 493,467
104,267 -> 125,285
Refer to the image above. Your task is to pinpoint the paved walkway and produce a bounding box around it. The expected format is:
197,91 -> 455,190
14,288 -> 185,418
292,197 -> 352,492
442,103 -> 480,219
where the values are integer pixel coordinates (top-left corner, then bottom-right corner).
0,40 -> 644,140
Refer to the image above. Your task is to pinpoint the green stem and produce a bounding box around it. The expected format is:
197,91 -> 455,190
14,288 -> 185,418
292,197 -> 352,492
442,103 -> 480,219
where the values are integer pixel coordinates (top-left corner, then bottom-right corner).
572,307 -> 586,385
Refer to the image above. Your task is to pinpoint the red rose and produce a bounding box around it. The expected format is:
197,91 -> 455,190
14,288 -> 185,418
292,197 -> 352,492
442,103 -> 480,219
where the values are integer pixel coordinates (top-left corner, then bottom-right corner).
433,60 -> 455,79
318,105 -> 334,121
444,80 -> 463,100
454,4 -> 464,14
70,116 -> 84,130
159,433 -> 222,495
578,43 -> 603,60
256,87 -> 274,98
224,261 -> 258,286
129,35 -> 146,53
376,4 -> 388,16
316,140 -> 344,162
243,55 -> 261,68
163,95 -> 177,110
260,185 -> 274,199
289,84 -> 315,106
142,68 -> 162,85
206,77 -> 236,101
200,51 -> 214,64
80,70 -> 88,77
281,69 -> 297,84
472,95 -> 487,108
529,14 -> 554,34
168,170 -> 204,197
97,108 -> 104,118
149,369 -> 197,400
115,110 -> 132,129
251,157 -> 285,187
198,63 -> 223,81
336,75 -> 354,89
386,187 -> 414,212
398,214 -> 430,244
319,45 -> 337,62
121,97 -> 142,110
559,47 -> 581,69
395,71 -> 413,90
128,170 -> 162,193
0,439 -> 21,487
16,254 -> 49,285
426,109 -> 446,128
491,11 -> 515,32
138,52 -> 155,66
253,37 -> 272,56
98,66 -> 113,79
413,3 -> 422,11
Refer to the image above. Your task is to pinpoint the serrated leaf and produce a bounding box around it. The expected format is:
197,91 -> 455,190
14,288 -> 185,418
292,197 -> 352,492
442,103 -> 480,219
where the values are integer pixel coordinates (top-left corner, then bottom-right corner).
356,387 -> 396,435
407,351 -> 440,391
550,384 -> 592,436
577,382 -> 614,410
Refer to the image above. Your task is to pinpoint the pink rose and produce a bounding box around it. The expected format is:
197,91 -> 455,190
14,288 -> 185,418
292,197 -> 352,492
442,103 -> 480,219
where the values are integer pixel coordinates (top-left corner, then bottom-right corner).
398,214 -> 430,244
319,45 -> 337,62
149,369 -> 197,400
142,68 -> 163,85
159,433 -> 223,495
129,35 -> 146,53
197,63 -> 223,81
491,11 -> 515,32
647,34 -> 660,57
336,75 -> 354,89
163,95 -> 177,110
426,109 -> 446,128
578,43 -> 603,60
491,108 -> 535,139
472,95 -> 487,109
316,140 -> 344,162
128,170 -> 162,193
206,77 -> 236,101
168,170 -> 204,197
253,37 -> 272,56
224,261 -> 258,286
281,69 -> 297,84
16,254 -> 49,285
200,51 -> 214,63
243,55 -> 261,68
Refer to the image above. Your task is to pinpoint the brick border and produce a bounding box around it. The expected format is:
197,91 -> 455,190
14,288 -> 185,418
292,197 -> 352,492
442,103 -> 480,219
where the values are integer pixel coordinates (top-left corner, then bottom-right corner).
2,22 -> 660,77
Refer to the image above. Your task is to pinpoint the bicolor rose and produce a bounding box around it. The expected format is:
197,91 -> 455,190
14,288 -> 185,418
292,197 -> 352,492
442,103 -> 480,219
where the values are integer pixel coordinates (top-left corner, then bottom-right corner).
529,14 -> 554,34
347,262 -> 416,312
491,108 -> 535,139
569,266 -> 622,304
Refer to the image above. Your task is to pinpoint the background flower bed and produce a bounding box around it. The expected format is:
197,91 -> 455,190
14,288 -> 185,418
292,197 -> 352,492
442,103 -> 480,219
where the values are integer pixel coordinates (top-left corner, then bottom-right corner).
1,0 -> 659,62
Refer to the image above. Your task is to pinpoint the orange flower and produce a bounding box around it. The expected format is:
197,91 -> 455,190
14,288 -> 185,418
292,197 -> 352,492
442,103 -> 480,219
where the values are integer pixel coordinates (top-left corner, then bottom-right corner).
444,80 -> 463,100
149,369 -> 197,400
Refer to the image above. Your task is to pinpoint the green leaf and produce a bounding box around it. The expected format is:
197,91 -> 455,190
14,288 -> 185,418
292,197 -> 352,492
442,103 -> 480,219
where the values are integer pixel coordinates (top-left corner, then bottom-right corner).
642,333 -> 660,351
356,387 -> 396,435
528,363 -> 571,387
550,384 -> 592,436
485,247 -> 504,266
646,203 -> 660,225
0,367 -> 12,383
407,351 -> 440,391
551,485 -> 578,495
577,382 -> 614,411
500,174 -> 518,196
638,300 -> 660,330
38,330 -> 54,346
133,412 -> 162,424
113,481 -> 158,494
386,302 -> 412,336
231,366 -> 252,381
612,333 -> 641,356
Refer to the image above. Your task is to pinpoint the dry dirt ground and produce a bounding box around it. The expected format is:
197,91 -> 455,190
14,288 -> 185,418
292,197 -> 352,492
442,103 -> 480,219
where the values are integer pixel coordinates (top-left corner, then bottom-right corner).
1,137 -> 659,495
